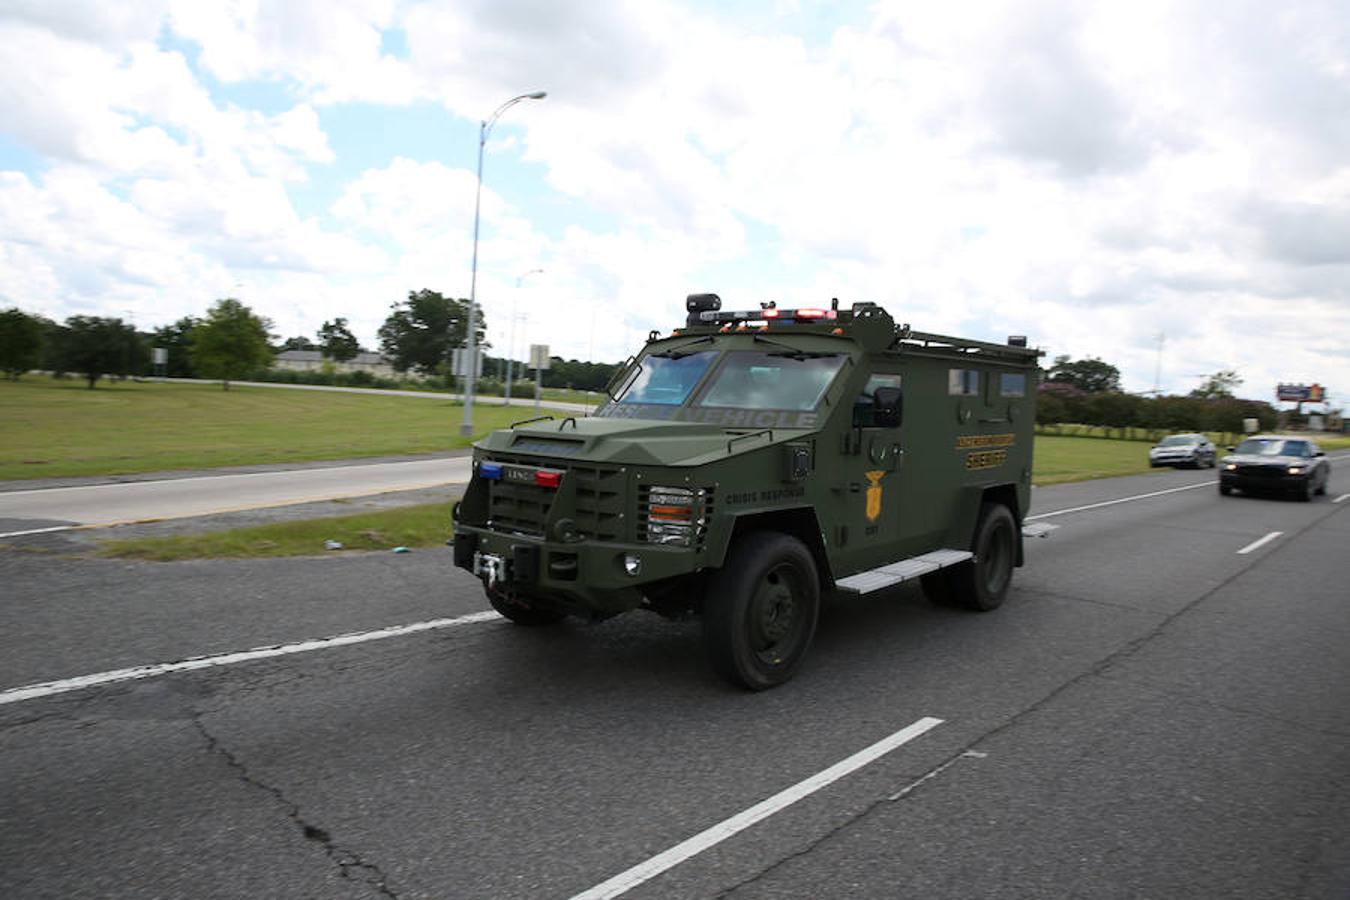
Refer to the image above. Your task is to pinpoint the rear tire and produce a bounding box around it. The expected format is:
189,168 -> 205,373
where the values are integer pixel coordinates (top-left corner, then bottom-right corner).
704,532 -> 820,690
487,588 -> 567,625
948,503 -> 1017,612
1219,484 -> 1232,496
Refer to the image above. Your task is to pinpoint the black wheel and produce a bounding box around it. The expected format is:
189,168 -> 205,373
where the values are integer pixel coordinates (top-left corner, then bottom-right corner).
704,532 -> 820,690
1208,454 -> 1217,469
1297,478 -> 1313,502
487,587 -> 566,625
1219,483 -> 1232,496
1315,471 -> 1328,495
948,503 -> 1017,611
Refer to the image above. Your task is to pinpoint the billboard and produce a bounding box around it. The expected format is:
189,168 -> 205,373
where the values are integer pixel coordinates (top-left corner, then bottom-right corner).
1276,383 -> 1325,403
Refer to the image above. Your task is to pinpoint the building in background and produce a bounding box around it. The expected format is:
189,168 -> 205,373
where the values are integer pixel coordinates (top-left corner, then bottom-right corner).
272,350 -> 399,380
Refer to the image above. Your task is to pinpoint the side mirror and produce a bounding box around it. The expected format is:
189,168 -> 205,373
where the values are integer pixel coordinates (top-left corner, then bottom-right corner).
1316,450 -> 1326,457
1226,446 -> 1236,453
872,386 -> 903,428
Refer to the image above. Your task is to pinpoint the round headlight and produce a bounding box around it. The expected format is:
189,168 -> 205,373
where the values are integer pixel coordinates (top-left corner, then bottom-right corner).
623,554 -> 642,577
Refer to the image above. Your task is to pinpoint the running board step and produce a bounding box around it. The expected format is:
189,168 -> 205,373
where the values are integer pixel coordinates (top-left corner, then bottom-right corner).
835,549 -> 973,595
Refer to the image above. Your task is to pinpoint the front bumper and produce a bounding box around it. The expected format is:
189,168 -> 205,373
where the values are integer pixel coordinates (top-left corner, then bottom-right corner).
452,526 -> 702,614
1219,469 -> 1309,493
1151,452 -> 1198,466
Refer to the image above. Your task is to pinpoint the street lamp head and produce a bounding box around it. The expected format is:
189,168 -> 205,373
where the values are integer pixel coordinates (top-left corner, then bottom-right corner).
525,91 -> 547,100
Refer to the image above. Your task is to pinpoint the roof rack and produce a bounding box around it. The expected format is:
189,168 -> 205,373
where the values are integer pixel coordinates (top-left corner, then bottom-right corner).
898,329 -> 1042,362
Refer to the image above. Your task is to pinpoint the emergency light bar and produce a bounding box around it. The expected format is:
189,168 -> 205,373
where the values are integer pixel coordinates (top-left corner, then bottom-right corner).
695,307 -> 838,325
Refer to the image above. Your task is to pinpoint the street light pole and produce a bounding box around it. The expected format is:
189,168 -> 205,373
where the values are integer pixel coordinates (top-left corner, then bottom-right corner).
505,268 -> 543,405
460,90 -> 547,437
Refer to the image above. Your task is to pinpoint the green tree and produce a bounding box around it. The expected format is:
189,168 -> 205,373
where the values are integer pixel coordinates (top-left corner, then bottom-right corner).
1047,355 -> 1122,393
540,357 -> 623,392
377,290 -> 485,377
190,298 -> 274,390
279,335 -> 317,352
53,316 -> 148,389
318,317 -> 361,362
1189,369 -> 1243,400
150,316 -> 202,378
0,307 -> 45,379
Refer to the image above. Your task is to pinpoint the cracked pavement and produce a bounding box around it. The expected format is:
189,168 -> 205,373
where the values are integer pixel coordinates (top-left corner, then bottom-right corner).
2,467 -> 1349,898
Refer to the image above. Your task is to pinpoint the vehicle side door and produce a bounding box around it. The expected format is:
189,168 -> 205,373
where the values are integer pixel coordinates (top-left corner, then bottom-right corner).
836,364 -> 910,572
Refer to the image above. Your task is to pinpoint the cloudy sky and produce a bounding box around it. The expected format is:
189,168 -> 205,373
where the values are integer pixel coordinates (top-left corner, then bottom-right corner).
1,0 -> 1347,403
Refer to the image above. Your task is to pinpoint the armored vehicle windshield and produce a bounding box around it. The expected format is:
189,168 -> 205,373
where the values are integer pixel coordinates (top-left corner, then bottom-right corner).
602,346 -> 847,425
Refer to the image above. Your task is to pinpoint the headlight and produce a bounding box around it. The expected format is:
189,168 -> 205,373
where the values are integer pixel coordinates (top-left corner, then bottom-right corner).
1287,466 -> 1306,475
1225,463 -> 1237,471
641,486 -> 706,547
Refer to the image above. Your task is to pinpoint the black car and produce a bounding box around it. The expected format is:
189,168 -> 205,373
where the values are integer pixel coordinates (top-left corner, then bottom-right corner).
1218,435 -> 1330,501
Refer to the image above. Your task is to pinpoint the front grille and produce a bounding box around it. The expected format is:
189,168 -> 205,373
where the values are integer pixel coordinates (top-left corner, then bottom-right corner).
1235,465 -> 1285,480
483,453 -> 625,540
570,465 -> 625,541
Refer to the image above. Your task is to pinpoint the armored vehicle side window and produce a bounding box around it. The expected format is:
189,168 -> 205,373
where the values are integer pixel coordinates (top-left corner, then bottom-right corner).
948,369 -> 980,396
616,351 -> 717,406
696,351 -> 844,412
854,373 -> 903,427
999,373 -> 1026,397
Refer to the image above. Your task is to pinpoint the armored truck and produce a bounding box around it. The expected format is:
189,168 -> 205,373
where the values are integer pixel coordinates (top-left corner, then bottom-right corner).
451,295 -> 1041,689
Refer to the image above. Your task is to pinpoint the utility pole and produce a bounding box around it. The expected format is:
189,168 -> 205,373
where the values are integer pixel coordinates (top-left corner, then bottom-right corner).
1152,331 -> 1165,395
505,269 -> 543,405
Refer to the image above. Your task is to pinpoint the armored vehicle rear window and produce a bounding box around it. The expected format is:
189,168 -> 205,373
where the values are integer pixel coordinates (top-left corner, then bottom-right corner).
999,373 -> 1026,397
949,369 -> 980,396
614,351 -> 716,406
695,351 -> 845,412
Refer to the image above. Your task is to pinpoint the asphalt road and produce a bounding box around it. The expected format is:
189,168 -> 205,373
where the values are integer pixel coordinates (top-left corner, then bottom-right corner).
2,464 -> 1348,899
0,456 -> 473,532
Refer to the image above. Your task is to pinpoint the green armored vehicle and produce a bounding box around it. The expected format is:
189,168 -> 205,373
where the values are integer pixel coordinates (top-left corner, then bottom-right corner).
452,295 -> 1041,689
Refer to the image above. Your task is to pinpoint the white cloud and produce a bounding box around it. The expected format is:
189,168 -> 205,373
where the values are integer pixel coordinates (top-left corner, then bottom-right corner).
1,0 -> 1348,405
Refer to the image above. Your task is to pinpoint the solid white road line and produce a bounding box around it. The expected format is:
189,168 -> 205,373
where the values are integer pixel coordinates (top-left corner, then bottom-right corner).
0,524 -> 79,539
1334,493 -> 1350,504
0,611 -> 500,707
1026,480 -> 1214,521
568,717 -> 944,900
1236,531 -> 1283,555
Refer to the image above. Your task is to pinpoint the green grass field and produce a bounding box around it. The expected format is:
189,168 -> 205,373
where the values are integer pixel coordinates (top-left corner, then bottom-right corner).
98,501 -> 453,561
0,377 -> 575,480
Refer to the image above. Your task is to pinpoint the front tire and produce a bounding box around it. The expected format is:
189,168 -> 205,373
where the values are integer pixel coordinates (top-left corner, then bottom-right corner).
704,532 -> 821,690
1219,483 -> 1232,496
948,503 -> 1017,611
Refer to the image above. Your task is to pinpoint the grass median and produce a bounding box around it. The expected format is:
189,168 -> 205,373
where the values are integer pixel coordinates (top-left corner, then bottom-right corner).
98,502 -> 454,561
0,377 -> 571,481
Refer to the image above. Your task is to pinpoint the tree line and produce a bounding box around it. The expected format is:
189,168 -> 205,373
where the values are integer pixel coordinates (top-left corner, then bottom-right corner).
0,289 -> 623,393
7,298 -> 1276,431
1039,355 -> 1278,436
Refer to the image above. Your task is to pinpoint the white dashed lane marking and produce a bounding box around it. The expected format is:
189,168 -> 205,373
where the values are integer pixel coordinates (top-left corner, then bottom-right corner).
1236,531 -> 1283,555
568,717 -> 945,900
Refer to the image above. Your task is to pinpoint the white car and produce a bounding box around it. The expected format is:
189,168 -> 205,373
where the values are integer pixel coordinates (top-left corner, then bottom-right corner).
1149,433 -> 1217,468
